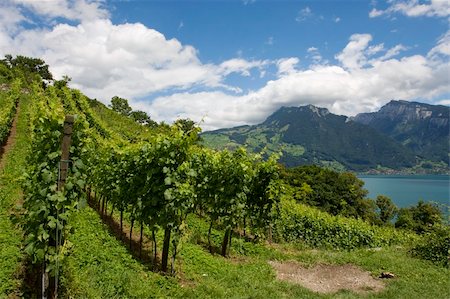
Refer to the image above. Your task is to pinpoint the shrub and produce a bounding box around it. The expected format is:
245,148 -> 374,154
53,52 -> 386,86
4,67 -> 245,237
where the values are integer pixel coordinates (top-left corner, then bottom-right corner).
411,225 -> 450,267
274,198 -> 417,250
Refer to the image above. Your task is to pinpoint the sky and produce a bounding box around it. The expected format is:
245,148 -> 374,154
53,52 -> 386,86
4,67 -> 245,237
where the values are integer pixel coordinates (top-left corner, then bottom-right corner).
0,0 -> 449,130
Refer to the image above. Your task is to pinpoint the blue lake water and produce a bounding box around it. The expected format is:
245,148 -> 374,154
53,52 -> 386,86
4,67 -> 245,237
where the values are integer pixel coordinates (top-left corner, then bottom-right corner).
358,175 -> 449,209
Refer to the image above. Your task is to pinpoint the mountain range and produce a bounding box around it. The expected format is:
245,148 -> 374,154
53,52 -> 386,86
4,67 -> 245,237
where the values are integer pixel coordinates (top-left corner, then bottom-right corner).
201,100 -> 449,172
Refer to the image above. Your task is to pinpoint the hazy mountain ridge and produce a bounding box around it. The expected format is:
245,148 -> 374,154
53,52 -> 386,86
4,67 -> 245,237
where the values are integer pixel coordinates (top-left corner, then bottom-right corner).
201,103 -> 433,171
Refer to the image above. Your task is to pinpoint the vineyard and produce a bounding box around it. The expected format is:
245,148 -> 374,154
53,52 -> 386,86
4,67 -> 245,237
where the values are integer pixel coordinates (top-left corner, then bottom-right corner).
0,62 -> 448,299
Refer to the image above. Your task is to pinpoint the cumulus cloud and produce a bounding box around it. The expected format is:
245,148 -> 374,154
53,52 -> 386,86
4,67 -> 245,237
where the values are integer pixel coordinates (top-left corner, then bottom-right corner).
13,0 -> 109,22
276,58 -> 299,76
0,4 -> 25,33
369,0 -> 450,18
0,0 -> 448,130
144,34 -> 449,130
336,34 -> 373,69
0,0 -> 268,101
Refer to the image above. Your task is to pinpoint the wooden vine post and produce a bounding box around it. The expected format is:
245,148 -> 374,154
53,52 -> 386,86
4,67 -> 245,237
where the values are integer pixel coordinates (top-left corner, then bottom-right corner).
46,115 -> 74,299
58,115 -> 74,191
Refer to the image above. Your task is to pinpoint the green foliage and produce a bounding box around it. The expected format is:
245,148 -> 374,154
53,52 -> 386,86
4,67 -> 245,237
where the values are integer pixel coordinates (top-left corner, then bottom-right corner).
4,55 -> 449,298
21,83 -> 88,278
411,225 -> 450,267
0,79 -> 20,144
3,54 -> 53,84
395,200 -> 443,233
275,198 -> 417,250
89,98 -> 153,141
0,94 -> 30,296
130,110 -> 157,127
174,118 -> 197,135
110,96 -> 132,116
375,195 -> 398,225
281,165 -> 376,222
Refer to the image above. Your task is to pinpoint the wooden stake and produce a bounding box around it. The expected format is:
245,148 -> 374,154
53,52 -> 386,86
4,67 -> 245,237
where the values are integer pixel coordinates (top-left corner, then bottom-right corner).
58,115 -> 74,191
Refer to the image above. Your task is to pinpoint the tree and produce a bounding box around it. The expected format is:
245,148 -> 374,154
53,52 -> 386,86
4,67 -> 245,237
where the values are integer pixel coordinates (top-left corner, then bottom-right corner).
53,75 -> 71,89
376,195 -> 398,225
3,54 -> 53,83
110,96 -> 132,116
281,165 -> 371,219
395,200 -> 443,233
130,110 -> 157,127
174,118 -> 196,134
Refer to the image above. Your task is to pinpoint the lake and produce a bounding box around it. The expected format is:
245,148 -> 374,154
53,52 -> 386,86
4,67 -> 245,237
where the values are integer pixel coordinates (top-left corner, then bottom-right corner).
358,175 -> 449,209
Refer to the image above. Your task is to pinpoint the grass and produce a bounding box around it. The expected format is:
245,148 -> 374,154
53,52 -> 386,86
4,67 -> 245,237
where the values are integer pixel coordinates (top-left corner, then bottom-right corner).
61,207 -> 183,299
60,206 -> 450,298
0,95 -> 30,296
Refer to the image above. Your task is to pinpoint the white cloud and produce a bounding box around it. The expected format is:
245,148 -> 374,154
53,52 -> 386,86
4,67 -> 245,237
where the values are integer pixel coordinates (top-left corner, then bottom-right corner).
0,2 -> 268,101
334,16 -> 341,23
276,58 -> 299,76
13,0 -> 109,22
376,44 -> 408,60
367,43 -> 385,55
0,3 -> 25,34
0,0 -> 448,131
218,58 -> 268,77
335,34 -> 373,69
336,34 -> 409,69
369,0 -> 450,18
296,6 -> 312,22
144,35 -> 449,130
428,30 -> 450,58
306,47 -> 326,64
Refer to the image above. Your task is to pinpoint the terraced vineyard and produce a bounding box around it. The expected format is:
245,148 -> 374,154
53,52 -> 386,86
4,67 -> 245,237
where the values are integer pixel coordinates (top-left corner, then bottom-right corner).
0,65 -> 448,299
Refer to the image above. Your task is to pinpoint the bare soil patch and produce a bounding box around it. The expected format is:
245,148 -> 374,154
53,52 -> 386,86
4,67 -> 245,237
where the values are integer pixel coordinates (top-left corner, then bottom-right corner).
269,260 -> 385,294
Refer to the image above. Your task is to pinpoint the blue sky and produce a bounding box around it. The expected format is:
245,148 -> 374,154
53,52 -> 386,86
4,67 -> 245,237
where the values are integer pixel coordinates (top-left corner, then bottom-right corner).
0,0 -> 449,129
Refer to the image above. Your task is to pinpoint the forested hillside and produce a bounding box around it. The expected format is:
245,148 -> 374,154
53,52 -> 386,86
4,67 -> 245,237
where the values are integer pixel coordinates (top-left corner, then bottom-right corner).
0,56 -> 448,299
202,105 -> 421,171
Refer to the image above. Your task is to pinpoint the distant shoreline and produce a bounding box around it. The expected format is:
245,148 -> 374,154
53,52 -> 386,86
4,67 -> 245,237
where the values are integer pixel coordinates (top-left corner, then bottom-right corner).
357,167 -> 450,176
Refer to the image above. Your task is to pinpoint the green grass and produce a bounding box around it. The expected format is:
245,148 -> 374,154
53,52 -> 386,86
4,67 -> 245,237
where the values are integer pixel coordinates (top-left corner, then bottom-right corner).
61,207 -> 183,299
0,95 -> 30,296
61,207 -> 450,298
201,134 -> 239,150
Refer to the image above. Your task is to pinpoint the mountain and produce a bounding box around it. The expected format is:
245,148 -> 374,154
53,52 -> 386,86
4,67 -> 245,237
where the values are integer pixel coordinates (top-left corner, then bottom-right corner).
202,105 -> 418,171
352,100 -> 449,164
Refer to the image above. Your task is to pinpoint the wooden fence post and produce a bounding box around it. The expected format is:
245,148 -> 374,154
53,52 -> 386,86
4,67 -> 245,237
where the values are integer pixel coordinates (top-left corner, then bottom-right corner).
49,115 -> 74,299
58,115 -> 74,191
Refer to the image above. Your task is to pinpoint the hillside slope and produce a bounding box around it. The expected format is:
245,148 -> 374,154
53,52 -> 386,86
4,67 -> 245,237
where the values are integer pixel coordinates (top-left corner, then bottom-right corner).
202,105 -> 417,171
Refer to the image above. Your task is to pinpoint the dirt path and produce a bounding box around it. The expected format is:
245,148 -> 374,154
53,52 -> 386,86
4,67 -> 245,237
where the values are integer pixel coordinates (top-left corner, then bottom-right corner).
269,260 -> 385,294
0,104 -> 20,170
